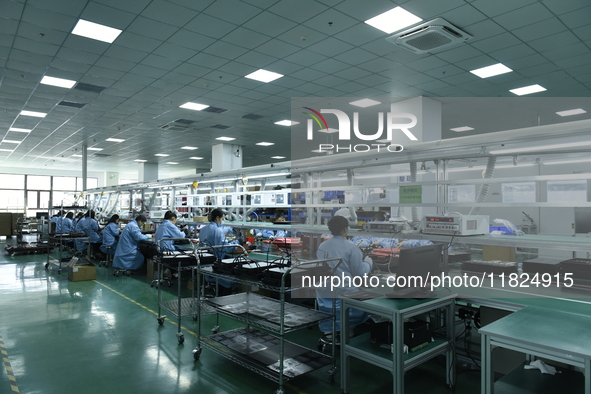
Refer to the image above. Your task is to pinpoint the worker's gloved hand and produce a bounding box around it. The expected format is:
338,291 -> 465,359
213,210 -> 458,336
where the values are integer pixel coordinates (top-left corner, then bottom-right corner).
268,235 -> 275,241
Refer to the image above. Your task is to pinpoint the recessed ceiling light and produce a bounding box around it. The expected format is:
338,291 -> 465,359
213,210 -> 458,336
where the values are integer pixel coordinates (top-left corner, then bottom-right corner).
216,137 -> 235,141
155,153 -> 169,157
166,162 -> 178,165
450,126 -> 474,132
180,102 -> 209,111
510,84 -> 546,96
350,98 -> 381,108
87,147 -> 103,151
274,120 -> 299,126
20,110 -> 46,118
106,138 -> 125,142
0,149 -> 14,152
556,108 -> 587,117
9,128 -> 31,133
40,76 -> 77,89
72,154 -> 82,158
245,69 -> 283,83
256,142 -> 274,146
364,7 -> 422,34
71,19 -> 122,43
2,140 -> 21,144
189,157 -> 204,160
271,156 -> 285,159
319,128 -> 339,134
470,63 -> 512,78
134,159 -> 147,162
181,146 -> 198,150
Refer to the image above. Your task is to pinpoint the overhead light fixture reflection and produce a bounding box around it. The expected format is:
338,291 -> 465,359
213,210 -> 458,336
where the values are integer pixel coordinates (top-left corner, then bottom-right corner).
364,7 -> 422,34
245,69 -> 283,83
256,142 -> 274,146
134,159 -> 147,162
349,98 -> 381,108
166,162 -> 179,165
87,147 -> 103,151
490,141 -> 591,155
271,156 -> 285,159
72,19 -> 122,43
470,63 -> 512,78
274,120 -> 299,126
189,157 -> 203,160
0,149 -> 14,152
450,126 -> 474,132
510,84 -> 546,96
20,110 -> 47,118
155,153 -> 169,157
181,146 -> 198,150
73,154 -> 82,158
9,128 -> 31,133
40,76 -> 77,89
2,140 -> 21,144
556,108 -> 586,117
543,158 -> 591,165
180,102 -> 209,111
216,137 -> 235,141
106,138 -> 125,142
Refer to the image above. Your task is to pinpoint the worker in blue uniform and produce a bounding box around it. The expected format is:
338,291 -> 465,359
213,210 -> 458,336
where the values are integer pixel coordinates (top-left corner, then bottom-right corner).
316,215 -> 373,334
155,211 -> 187,251
100,214 -> 121,255
199,208 -> 243,295
50,210 -> 65,233
75,210 -> 102,256
112,215 -> 151,270
61,212 -> 74,233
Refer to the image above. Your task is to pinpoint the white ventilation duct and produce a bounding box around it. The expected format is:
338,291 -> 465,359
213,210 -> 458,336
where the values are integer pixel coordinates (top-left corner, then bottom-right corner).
386,18 -> 472,54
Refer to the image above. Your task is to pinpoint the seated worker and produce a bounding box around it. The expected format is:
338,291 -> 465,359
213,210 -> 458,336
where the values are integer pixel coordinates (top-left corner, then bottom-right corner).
112,215 -> 151,270
199,209 -> 244,295
75,210 -> 103,257
61,212 -> 74,234
50,210 -> 65,233
73,212 -> 84,229
100,214 -> 121,255
315,215 -> 373,335
155,211 -> 187,252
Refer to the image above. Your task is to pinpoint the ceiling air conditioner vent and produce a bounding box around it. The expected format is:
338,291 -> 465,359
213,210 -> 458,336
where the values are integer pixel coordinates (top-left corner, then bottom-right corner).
386,18 -> 472,54
159,123 -> 189,132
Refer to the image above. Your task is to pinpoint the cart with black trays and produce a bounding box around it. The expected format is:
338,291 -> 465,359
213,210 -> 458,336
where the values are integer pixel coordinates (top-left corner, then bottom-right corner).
192,251 -> 340,394
155,238 -> 200,345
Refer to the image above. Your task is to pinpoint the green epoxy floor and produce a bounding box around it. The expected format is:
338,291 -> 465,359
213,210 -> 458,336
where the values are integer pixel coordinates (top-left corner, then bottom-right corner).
0,239 -> 480,394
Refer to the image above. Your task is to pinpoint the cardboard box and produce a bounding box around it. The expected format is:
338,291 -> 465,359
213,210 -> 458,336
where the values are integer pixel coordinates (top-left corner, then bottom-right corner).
143,223 -> 152,232
193,216 -> 208,222
67,257 -> 96,282
146,258 -> 156,280
482,245 -> 516,262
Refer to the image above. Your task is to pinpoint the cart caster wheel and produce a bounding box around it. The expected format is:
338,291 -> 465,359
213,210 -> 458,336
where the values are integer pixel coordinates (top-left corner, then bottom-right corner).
114,272 -> 118,277
211,325 -> 219,334
193,348 -> 202,361
178,334 -> 184,345
157,317 -> 165,325
317,344 -> 324,352
58,270 -> 61,274
45,263 -> 49,269
275,388 -> 285,394
193,314 -> 198,321
328,369 -> 336,383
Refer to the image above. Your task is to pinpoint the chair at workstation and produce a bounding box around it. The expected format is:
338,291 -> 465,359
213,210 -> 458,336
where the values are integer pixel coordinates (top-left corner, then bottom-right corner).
113,266 -> 132,277
99,245 -> 114,267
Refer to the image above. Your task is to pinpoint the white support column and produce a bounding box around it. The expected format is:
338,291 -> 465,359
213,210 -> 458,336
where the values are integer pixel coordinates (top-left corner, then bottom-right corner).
212,144 -> 242,172
390,96 -> 442,145
139,163 -> 158,182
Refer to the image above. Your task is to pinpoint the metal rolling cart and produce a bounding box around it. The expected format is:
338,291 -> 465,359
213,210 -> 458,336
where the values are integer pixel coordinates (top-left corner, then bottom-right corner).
155,238 -> 202,344
45,204 -> 88,273
192,252 -> 340,394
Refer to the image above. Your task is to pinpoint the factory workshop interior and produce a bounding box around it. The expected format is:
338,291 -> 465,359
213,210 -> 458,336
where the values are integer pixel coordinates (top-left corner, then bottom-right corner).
2,0 -> 591,393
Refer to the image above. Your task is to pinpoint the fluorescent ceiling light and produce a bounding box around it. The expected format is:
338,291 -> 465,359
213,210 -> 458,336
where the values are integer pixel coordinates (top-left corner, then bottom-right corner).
20,110 -> 46,118
155,153 -> 169,157
72,154 -> 82,158
2,140 -> 21,144
40,76 -> 76,89
0,149 -> 14,152
490,141 -> 591,155
450,126 -> 474,132
216,137 -> 235,141
134,159 -> 147,162
9,128 -> 31,133
245,69 -> 283,83
364,7 -> 422,34
510,84 -> 546,96
180,102 -> 209,111
106,138 -> 125,142
274,120 -> 299,126
87,147 -> 103,151
543,158 -> 591,165
256,142 -> 274,146
181,146 -> 198,150
271,156 -> 285,159
470,63 -> 512,78
71,19 -> 122,43
319,128 -> 339,134
556,108 -> 586,117
447,163 -> 536,172
350,98 -> 381,108
189,157 -> 203,160
249,172 -> 290,179
166,162 -> 178,165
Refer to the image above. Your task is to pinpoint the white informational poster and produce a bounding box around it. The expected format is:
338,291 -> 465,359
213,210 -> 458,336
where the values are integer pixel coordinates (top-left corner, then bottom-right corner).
253,194 -> 262,205
262,193 -> 276,205
232,194 -> 241,206
275,192 -> 287,206
366,188 -> 387,203
547,180 -> 587,203
502,182 -> 536,203
448,184 -> 476,203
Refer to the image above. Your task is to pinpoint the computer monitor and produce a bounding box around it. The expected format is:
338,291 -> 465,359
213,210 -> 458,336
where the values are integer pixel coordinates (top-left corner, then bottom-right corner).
395,243 -> 443,291
36,212 -> 49,220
